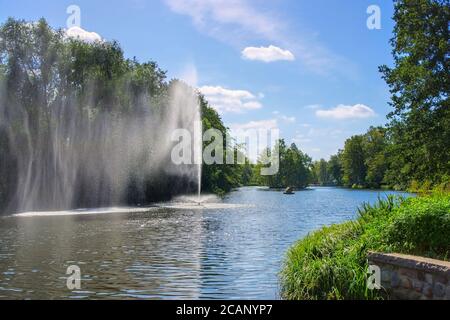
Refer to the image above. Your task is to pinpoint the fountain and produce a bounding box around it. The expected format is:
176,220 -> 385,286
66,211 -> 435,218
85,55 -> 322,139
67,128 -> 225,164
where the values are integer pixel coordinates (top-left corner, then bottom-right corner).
195,110 -> 203,205
0,20 -> 247,216
0,68 -> 202,214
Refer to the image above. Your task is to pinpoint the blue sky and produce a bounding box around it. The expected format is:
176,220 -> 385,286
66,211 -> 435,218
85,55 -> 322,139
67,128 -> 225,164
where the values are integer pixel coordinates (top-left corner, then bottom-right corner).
0,0 -> 396,160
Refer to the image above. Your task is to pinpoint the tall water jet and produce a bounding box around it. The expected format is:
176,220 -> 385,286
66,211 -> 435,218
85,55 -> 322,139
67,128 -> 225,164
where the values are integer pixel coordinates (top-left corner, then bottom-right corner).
196,109 -> 203,203
0,20 -> 202,214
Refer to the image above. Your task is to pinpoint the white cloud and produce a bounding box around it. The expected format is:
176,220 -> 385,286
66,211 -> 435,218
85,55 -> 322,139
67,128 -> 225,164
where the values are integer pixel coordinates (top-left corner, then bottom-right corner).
304,104 -> 322,110
242,45 -> 295,62
229,119 -> 278,132
293,126 -> 344,144
291,126 -> 346,159
199,85 -> 263,114
228,119 -> 279,162
165,0 -> 280,41
65,26 -> 102,43
271,111 -> 295,123
278,115 -> 296,123
302,127 -> 344,140
292,134 -> 312,144
164,0 -> 351,75
316,104 -> 376,120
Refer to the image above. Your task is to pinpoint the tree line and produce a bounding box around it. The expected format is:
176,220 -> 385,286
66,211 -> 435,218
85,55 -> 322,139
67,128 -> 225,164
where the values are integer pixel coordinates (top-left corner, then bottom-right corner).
250,140 -> 312,189
0,0 -> 448,212
248,0 -> 449,192
310,0 -> 449,191
0,18 -> 245,212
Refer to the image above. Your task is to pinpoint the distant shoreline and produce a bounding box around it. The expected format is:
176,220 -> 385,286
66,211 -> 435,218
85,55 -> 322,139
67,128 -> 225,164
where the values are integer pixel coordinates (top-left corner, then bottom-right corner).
240,185 -> 411,193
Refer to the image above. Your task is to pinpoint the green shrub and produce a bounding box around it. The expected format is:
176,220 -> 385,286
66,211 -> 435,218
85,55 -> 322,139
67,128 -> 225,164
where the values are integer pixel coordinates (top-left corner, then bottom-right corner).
281,221 -> 381,300
281,193 -> 450,300
435,175 -> 450,193
370,195 -> 450,259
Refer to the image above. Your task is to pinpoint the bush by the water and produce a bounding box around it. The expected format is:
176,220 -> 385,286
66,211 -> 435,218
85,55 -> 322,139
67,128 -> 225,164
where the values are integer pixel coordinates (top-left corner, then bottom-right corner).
281,193 -> 450,300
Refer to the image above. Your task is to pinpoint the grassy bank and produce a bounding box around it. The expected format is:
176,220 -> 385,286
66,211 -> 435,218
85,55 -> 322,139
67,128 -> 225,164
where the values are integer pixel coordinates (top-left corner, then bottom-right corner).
280,193 -> 450,300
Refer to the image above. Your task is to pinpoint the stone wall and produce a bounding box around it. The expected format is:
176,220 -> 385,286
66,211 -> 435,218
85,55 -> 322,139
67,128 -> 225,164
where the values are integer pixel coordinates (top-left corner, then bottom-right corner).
368,252 -> 450,300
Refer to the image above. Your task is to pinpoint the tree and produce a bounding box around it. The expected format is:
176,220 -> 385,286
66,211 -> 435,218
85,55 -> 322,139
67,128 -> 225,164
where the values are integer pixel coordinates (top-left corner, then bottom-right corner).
256,140 -> 311,189
342,136 -> 367,187
0,18 -> 248,212
327,153 -> 343,186
312,159 -> 330,186
287,143 -> 311,189
200,94 -> 249,194
379,0 -> 450,187
363,127 -> 388,188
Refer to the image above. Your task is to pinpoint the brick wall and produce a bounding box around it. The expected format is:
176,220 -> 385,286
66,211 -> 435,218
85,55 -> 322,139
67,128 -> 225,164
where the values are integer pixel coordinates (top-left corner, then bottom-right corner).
368,252 -> 450,300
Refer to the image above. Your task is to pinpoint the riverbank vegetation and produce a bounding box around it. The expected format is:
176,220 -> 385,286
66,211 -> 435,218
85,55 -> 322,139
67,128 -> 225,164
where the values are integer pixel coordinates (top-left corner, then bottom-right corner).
282,0 -> 449,300
281,193 -> 450,300
200,97 -> 253,195
0,0 -> 448,210
0,18 -> 245,211
309,0 -> 449,192
251,139 -> 312,189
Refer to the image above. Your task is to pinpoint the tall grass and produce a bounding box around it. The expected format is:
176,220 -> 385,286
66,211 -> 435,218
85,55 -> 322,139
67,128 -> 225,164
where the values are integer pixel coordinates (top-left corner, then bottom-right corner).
280,193 -> 450,300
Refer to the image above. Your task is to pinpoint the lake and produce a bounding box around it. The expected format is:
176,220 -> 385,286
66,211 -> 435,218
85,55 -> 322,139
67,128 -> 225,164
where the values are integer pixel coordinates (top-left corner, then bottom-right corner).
0,187 -> 410,300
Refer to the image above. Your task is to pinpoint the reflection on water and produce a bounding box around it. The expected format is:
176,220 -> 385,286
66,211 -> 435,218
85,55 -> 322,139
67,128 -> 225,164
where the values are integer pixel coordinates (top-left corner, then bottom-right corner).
0,187 -> 410,299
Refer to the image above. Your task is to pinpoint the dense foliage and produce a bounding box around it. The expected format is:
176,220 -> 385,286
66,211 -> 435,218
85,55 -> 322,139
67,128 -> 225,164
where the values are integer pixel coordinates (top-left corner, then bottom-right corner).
311,0 -> 449,191
1,0 -> 448,211
200,95 -> 252,194
252,139 -> 312,189
281,193 -> 450,300
380,0 -> 449,188
311,127 -> 390,189
282,0 -> 450,301
0,18 -> 242,212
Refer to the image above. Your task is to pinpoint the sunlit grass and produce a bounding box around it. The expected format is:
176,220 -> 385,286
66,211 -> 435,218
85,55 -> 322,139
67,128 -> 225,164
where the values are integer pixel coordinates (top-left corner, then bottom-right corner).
281,193 -> 450,300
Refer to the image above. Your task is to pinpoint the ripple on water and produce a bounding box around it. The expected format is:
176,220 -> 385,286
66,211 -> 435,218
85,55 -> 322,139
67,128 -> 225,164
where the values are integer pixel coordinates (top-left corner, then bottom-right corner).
0,187 -> 411,299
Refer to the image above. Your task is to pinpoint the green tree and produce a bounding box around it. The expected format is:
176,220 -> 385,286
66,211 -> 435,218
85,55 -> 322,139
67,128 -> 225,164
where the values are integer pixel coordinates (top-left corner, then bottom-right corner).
342,135 -> 367,187
380,0 -> 450,187
363,127 -> 388,188
257,140 -> 311,189
312,159 -> 330,186
327,153 -> 343,186
200,94 -> 249,194
0,18 -> 250,211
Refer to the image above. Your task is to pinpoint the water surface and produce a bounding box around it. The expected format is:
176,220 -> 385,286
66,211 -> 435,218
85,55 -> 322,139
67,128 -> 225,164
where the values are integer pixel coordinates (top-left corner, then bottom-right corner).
0,187 -> 410,299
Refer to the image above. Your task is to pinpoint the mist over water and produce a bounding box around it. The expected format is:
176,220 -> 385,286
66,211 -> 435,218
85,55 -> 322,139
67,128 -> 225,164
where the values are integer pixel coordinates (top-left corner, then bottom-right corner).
196,116 -> 203,201
0,79 -> 201,213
